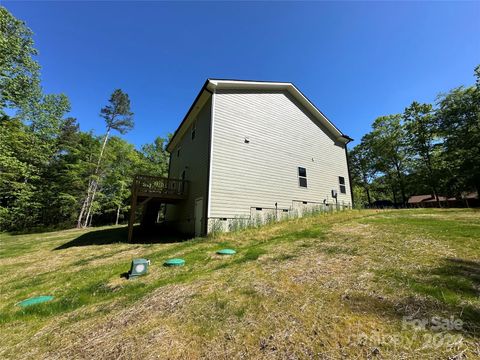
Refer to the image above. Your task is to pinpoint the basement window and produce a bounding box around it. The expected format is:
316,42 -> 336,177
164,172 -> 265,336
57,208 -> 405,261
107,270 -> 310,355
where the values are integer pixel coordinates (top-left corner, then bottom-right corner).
339,176 -> 346,194
298,167 -> 307,188
191,121 -> 196,140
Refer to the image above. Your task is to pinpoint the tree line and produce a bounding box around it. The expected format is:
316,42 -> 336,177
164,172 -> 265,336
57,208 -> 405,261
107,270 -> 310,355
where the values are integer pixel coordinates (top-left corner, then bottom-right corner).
349,65 -> 480,207
0,7 -> 170,232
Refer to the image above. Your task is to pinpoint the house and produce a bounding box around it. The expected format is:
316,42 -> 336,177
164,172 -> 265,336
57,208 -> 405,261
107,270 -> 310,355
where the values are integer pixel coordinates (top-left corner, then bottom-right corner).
407,195 -> 448,207
408,192 -> 479,208
128,79 -> 353,240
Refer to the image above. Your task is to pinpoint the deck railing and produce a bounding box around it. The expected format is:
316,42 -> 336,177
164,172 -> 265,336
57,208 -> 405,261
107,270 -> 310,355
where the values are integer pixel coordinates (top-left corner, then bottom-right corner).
133,174 -> 188,198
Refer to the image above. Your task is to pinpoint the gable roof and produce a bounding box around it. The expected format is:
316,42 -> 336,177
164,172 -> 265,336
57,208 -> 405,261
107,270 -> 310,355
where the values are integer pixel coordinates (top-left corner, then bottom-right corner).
166,79 -> 353,152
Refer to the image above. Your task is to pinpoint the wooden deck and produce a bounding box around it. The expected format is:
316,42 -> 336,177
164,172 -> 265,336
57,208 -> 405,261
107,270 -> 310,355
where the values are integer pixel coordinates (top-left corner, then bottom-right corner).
128,175 -> 188,242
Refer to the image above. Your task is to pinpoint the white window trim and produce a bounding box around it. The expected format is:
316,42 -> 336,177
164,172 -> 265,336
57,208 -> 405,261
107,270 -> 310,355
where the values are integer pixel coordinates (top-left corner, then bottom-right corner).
298,167 -> 307,188
339,176 -> 346,194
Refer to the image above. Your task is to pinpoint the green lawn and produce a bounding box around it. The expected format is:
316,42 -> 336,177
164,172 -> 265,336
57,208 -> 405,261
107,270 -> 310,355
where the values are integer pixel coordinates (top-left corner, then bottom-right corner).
1,209 -> 479,359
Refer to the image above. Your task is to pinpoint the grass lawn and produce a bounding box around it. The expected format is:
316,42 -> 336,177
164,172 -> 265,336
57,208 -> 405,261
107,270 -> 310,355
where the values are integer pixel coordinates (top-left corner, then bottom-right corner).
1,209 -> 479,359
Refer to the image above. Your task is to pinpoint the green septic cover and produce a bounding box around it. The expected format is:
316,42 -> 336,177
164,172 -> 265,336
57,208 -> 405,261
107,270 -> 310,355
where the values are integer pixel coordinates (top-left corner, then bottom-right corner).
164,258 -> 185,266
217,249 -> 236,255
17,295 -> 54,307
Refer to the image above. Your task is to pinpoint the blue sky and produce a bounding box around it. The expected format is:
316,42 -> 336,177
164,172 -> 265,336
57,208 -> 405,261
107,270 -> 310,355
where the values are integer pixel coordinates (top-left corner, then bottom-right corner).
4,1 -> 480,147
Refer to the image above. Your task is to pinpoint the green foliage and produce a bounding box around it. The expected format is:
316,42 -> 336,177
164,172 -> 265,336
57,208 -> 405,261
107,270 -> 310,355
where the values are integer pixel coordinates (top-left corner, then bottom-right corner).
359,114 -> 409,204
138,135 -> 171,176
77,89 -> 136,228
349,143 -> 375,206
436,83 -> 480,196
403,101 -> 442,202
100,89 -> 134,134
350,64 -> 480,206
0,6 -> 41,114
0,117 -> 41,229
0,10 -> 169,231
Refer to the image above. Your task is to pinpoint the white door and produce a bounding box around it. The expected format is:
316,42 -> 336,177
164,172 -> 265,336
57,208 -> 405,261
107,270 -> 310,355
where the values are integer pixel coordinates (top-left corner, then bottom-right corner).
194,197 -> 203,237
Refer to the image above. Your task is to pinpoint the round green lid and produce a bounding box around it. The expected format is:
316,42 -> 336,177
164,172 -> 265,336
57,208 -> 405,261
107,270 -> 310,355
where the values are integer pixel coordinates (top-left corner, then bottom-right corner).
164,258 -> 185,266
217,248 -> 236,255
17,295 -> 54,307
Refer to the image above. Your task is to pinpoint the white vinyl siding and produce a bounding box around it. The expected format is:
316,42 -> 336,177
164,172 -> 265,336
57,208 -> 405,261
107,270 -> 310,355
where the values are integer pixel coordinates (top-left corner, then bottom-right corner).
209,89 -> 352,219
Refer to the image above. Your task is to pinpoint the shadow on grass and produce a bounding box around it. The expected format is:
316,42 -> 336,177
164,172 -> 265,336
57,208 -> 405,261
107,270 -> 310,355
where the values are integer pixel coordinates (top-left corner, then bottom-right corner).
54,225 -> 190,250
348,257 -> 480,337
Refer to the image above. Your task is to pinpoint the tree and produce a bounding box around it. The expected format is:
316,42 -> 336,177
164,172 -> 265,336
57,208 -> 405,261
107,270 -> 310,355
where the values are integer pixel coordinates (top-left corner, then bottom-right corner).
0,6 -> 41,114
77,89 -> 134,228
96,137 -> 138,225
349,143 -> 375,206
403,101 -> 441,205
436,82 -> 480,198
475,65 -> 480,88
138,135 -> 171,176
0,9 -> 170,231
363,115 -> 410,205
0,117 -> 40,229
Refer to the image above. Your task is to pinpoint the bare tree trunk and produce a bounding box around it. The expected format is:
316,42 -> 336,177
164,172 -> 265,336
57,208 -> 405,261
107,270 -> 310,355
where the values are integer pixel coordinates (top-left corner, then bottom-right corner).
77,193 -> 88,228
115,203 -> 121,225
95,130 -> 111,174
78,129 -> 111,228
84,181 -> 98,227
392,188 -> 397,207
77,178 -> 93,228
425,151 -> 441,207
366,187 -> 372,206
397,171 -> 407,206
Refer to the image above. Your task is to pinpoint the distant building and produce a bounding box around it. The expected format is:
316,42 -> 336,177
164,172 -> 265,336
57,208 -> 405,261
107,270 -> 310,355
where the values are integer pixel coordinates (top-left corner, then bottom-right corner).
407,192 -> 479,208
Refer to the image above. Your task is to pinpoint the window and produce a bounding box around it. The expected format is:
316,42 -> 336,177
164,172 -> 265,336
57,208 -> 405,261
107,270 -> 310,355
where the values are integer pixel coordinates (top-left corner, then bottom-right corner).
298,167 -> 307,188
177,147 -> 181,157
191,121 -> 196,140
339,176 -> 346,194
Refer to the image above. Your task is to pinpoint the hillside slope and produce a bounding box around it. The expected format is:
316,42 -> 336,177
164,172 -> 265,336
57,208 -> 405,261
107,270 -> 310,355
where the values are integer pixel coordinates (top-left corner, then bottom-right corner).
1,209 -> 479,359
